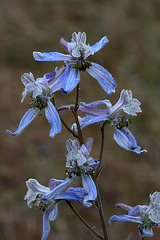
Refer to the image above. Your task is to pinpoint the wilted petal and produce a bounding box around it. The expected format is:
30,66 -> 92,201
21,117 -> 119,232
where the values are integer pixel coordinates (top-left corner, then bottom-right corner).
108,215 -> 142,224
45,100 -> 61,138
6,107 -> 40,136
110,89 -> 142,117
33,51 -> 72,62
24,179 -> 50,208
113,127 -> 147,154
86,62 -> 116,94
138,226 -> 153,237
84,36 -> 109,58
82,174 -> 97,203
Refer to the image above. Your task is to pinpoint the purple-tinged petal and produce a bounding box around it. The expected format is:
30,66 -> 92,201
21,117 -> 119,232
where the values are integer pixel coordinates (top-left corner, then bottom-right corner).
108,215 -> 142,224
33,51 -> 72,62
116,203 -> 132,212
138,226 -> 153,237
66,139 -> 79,153
86,62 -> 116,94
82,174 -> 97,203
128,205 -> 148,217
45,100 -> 61,138
6,107 -> 40,136
45,66 -> 66,87
80,144 -> 89,159
42,201 -> 57,240
61,65 -> 80,94
49,179 -> 64,191
80,99 -> 112,110
42,176 -> 77,202
85,138 -> 93,155
78,105 -> 108,116
60,38 -> 68,50
113,127 -> 147,154
84,36 -> 109,58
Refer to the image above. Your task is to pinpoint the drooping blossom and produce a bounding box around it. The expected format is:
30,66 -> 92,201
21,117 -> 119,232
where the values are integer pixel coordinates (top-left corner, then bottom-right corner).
25,176 -> 90,240
6,67 -> 65,138
68,89 -> 147,153
65,138 -> 99,204
108,191 -> 160,238
33,32 -> 116,94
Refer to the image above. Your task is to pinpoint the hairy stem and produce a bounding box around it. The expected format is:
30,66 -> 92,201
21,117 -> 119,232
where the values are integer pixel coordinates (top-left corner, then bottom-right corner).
66,201 -> 103,239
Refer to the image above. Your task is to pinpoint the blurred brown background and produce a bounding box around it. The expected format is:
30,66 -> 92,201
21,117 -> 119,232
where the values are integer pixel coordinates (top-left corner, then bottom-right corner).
0,0 -> 160,239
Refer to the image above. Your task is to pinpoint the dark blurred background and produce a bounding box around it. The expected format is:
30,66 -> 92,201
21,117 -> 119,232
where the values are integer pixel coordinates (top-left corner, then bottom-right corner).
0,0 -> 160,239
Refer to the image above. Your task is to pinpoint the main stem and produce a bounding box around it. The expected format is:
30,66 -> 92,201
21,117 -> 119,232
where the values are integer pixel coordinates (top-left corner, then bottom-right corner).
72,83 -> 84,145
72,84 -> 109,240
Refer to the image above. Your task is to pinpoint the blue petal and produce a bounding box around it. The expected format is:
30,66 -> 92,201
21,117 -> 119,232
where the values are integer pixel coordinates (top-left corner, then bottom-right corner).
138,226 -> 153,237
33,51 -> 72,62
86,62 -> 116,94
79,114 -> 109,130
45,100 -> 61,138
82,174 -> 97,203
42,202 -> 57,240
113,127 -> 147,154
49,205 -> 58,221
60,65 -> 80,94
6,107 -> 40,136
108,215 -> 142,224
84,36 -> 109,58
55,190 -> 84,204
42,177 -> 77,202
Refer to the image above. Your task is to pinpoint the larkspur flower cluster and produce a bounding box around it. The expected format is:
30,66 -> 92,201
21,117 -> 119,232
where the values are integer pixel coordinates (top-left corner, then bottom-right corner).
7,31 -> 157,240
108,191 -> 160,237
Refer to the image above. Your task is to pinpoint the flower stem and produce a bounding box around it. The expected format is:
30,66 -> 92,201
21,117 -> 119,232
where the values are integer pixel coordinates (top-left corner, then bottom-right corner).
72,83 -> 84,145
94,177 -> 109,240
66,200 -> 103,239
95,124 -> 105,179
142,238 -> 146,240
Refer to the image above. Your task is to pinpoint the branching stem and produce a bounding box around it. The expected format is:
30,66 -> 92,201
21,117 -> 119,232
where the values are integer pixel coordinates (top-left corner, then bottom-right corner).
66,200 -> 103,239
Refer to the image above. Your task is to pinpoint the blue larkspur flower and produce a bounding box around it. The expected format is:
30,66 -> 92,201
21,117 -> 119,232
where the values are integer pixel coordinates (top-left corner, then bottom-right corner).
6,68 -> 65,138
65,138 -> 99,204
33,32 -> 116,94
108,191 -> 160,238
25,177 -> 90,240
69,89 -> 147,153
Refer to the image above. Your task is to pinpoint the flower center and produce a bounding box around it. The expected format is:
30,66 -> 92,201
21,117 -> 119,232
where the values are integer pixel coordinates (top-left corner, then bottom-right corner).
114,114 -> 132,130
